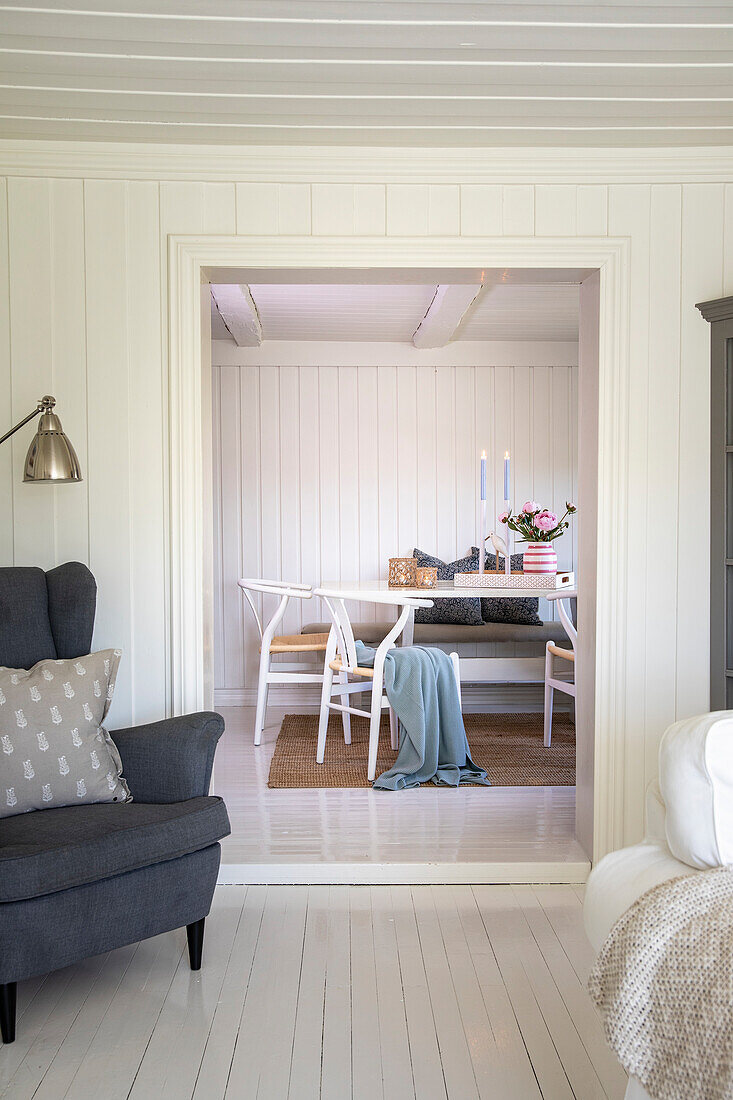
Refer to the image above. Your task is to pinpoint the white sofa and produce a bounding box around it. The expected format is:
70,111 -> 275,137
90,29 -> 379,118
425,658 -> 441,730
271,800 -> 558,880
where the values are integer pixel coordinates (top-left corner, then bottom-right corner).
583,712 -> 733,1100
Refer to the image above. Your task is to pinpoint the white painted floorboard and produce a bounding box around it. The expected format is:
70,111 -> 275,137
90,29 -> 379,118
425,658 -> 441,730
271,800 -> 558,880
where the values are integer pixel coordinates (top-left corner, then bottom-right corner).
214,707 -> 588,872
0,884 -> 626,1100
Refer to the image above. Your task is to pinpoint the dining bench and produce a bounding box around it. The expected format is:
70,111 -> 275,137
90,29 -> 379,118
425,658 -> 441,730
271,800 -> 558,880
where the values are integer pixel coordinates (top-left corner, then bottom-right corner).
300,618 -> 562,684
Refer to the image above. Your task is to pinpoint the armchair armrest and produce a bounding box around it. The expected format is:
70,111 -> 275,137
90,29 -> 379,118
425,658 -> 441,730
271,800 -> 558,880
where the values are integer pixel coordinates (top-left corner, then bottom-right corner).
111,711 -> 225,804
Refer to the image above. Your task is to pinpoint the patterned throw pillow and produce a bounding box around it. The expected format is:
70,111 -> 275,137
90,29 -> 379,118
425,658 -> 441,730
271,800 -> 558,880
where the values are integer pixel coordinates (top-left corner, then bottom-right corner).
471,548 -> 542,626
412,548 -> 484,625
0,649 -> 130,819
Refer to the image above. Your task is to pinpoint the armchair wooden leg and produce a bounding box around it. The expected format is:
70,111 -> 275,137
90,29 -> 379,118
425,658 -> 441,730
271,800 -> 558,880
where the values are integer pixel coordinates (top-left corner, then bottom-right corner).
187,918 -> 205,971
0,981 -> 16,1044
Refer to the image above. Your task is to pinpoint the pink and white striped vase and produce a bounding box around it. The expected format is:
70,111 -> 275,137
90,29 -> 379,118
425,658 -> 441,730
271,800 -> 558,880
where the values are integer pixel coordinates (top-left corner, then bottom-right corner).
522,542 -> 558,575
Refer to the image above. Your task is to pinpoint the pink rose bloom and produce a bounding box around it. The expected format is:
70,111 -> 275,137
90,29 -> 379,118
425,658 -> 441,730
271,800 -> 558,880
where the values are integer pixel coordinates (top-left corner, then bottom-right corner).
523,500 -> 539,514
498,510 -> 509,524
534,511 -> 558,533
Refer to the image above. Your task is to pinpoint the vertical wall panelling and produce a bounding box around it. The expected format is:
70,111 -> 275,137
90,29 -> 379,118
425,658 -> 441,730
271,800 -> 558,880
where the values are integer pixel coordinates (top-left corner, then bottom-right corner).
280,366 -> 303,637
0,179 -> 13,565
436,367 -> 457,562
609,184 -> 652,845
213,358 -> 578,699
298,365 -> 320,630
49,180 -> 88,567
725,184 -> 733,297
460,186 -> 502,236
677,184 -> 725,719
643,185 -> 683,786
240,366 -> 262,693
386,185 -> 430,236
125,181 -> 166,724
7,178 -> 55,567
501,186 -> 535,236
357,366 -> 380,623
83,180 -> 133,726
535,186 -> 577,237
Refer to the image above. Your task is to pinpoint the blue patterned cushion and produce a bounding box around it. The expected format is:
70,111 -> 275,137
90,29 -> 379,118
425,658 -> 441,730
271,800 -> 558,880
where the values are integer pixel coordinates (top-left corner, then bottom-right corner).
471,548 -> 542,626
412,549 -> 484,625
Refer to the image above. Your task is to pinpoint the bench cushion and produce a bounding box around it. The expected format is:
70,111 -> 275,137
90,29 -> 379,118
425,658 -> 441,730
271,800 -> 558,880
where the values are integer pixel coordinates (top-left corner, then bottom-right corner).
0,796 -> 230,902
302,620 -> 561,646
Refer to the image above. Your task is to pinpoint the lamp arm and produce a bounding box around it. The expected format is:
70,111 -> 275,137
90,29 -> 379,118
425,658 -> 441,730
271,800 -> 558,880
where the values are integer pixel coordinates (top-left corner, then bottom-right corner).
0,396 -> 55,448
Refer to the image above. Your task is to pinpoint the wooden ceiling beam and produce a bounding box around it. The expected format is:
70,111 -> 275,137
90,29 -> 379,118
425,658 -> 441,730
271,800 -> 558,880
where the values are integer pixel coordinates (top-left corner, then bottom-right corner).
412,283 -> 485,348
210,284 -> 262,347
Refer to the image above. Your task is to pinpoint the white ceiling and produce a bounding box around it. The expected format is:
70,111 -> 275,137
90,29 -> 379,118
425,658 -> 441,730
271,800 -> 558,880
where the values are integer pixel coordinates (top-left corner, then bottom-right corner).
211,281 -> 579,344
459,283 -> 579,341
1,2 -> 732,146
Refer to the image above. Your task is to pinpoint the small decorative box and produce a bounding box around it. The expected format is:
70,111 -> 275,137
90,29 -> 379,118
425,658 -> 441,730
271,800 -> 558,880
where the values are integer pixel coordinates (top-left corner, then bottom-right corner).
454,571 -> 575,590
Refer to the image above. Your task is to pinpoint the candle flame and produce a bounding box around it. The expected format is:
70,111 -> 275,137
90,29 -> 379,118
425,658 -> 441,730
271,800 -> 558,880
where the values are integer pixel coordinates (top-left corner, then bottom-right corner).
504,450 -> 509,459
481,450 -> 486,459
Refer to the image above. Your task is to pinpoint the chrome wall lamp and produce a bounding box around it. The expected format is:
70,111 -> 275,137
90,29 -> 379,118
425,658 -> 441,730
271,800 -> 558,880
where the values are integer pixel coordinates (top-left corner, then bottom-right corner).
0,396 -> 82,482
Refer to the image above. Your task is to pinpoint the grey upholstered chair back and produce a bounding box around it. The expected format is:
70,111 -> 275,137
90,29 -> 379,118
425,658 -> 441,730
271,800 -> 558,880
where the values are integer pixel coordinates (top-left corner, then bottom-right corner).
0,562 -> 96,670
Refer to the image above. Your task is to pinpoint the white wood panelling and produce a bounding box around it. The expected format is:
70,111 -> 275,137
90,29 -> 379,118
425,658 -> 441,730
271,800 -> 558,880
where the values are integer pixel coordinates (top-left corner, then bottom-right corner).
0,147 -> 730,852
459,283 -> 580,341
247,282 -> 438,342
211,352 -> 578,699
0,1 -> 732,147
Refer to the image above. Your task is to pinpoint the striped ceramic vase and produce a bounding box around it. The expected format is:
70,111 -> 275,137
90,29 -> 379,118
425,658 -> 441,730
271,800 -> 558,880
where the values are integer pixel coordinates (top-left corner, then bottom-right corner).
522,542 -> 558,574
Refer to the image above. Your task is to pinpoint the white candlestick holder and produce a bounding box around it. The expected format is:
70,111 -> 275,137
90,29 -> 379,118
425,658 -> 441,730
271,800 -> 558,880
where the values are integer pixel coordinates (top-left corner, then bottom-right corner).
479,499 -> 486,574
504,499 -> 512,575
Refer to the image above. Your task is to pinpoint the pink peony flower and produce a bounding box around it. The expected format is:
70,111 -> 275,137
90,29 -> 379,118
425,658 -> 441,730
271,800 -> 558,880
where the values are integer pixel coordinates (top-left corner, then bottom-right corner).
498,510 -> 509,524
534,511 -> 558,533
523,500 -> 539,514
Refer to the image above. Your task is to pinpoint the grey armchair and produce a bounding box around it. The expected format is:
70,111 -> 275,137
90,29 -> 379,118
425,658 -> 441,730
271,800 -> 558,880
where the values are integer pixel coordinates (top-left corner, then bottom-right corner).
0,562 -> 230,1044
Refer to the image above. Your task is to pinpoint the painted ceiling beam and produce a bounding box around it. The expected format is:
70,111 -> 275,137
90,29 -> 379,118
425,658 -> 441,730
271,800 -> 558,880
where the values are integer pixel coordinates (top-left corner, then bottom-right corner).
412,283 -> 484,348
210,284 -> 263,347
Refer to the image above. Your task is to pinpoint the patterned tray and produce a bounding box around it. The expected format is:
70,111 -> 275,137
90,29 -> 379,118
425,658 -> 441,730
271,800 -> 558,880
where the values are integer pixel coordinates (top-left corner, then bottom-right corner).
454,571 -> 575,590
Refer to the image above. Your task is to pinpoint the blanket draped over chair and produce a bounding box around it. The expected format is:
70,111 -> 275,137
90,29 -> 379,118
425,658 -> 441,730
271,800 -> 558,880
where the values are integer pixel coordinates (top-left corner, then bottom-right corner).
589,865 -> 733,1100
354,642 -> 490,790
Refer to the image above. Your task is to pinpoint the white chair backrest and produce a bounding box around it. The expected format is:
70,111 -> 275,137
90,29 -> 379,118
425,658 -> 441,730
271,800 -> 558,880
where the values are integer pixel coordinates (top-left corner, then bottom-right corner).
546,588 -> 577,650
238,577 -> 313,641
314,586 -> 432,672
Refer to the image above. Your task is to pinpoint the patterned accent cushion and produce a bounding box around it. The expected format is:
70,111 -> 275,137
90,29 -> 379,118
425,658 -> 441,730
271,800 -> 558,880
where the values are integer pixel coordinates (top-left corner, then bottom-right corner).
412,549 -> 484,625
0,649 -> 130,818
471,548 -> 542,626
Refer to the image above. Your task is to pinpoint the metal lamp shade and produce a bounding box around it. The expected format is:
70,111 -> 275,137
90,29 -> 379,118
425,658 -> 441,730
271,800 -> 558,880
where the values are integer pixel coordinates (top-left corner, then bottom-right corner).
23,411 -> 82,483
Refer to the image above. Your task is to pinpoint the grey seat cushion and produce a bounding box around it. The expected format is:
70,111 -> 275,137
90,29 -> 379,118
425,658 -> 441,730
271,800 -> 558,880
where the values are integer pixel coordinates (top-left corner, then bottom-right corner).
302,620 -> 561,645
0,796 -> 230,902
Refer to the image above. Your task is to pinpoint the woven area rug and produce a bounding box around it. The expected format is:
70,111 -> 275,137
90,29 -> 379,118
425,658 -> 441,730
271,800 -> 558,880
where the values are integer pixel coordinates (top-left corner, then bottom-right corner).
267,712 -> 575,789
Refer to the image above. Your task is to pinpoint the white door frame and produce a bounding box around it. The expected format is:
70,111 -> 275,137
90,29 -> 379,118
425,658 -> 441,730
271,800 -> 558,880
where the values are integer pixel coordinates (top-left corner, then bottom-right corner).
168,234 -> 629,863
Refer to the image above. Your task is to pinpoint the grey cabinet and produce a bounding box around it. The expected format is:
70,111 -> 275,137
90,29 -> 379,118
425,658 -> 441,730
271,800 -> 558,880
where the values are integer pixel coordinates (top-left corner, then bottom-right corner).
697,296 -> 733,709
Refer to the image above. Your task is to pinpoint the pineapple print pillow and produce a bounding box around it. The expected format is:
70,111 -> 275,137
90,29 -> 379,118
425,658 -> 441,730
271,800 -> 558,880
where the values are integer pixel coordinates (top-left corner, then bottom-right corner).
0,649 -> 130,818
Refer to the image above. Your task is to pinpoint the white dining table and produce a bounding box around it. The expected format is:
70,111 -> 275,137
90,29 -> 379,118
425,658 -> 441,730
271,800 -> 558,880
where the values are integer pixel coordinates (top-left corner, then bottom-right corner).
327,578 -> 576,684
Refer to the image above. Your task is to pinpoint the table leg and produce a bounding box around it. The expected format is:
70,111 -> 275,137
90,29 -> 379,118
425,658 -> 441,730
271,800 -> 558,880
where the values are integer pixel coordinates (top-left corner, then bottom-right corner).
400,605 -> 415,647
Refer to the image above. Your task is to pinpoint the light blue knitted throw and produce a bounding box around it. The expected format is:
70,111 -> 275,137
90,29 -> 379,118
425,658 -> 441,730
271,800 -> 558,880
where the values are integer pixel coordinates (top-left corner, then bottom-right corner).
354,641 -> 490,791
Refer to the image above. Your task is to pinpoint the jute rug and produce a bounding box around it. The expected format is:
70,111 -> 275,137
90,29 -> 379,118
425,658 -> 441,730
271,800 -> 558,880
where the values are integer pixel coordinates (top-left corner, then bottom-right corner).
267,712 -> 575,789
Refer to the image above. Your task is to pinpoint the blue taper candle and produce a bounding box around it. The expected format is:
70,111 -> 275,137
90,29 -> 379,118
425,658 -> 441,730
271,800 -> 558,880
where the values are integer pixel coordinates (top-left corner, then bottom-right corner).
480,451 -> 486,501
503,451 -> 510,500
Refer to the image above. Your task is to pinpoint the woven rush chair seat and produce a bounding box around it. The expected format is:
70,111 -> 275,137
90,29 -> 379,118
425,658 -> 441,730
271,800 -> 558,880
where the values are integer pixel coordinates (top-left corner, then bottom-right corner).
266,631 -> 330,654
328,656 -> 375,678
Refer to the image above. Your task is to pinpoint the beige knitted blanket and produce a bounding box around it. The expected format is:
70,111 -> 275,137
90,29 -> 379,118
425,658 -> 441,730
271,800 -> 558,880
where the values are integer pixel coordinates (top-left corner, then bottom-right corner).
588,865 -> 733,1100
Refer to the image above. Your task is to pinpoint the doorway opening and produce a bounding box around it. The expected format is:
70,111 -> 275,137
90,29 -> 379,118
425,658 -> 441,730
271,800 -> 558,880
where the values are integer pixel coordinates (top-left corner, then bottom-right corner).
206,266 -> 596,882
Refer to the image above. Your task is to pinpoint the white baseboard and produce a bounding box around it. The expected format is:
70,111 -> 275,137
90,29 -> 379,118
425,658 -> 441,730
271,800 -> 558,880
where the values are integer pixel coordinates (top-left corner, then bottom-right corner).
214,684 -> 572,713
217,861 -> 590,885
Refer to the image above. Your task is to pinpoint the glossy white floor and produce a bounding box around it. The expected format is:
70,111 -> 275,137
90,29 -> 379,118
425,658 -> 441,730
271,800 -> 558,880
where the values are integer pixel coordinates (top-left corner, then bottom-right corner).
213,707 -> 590,883
0,883 -> 626,1100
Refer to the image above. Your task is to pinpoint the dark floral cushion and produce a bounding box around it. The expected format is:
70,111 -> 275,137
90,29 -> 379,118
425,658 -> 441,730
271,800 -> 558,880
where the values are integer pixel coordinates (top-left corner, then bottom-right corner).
412,548 -> 484,625
471,548 -> 542,626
